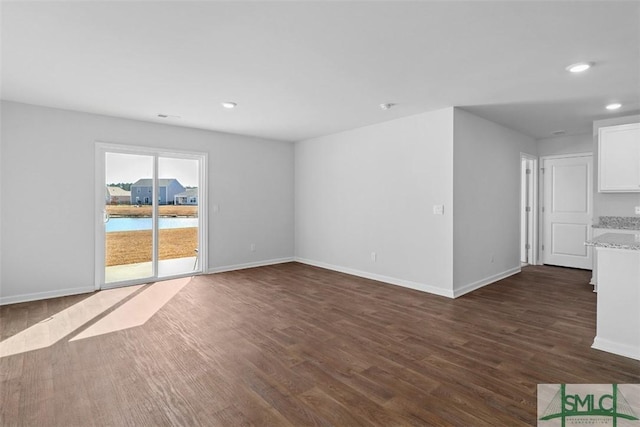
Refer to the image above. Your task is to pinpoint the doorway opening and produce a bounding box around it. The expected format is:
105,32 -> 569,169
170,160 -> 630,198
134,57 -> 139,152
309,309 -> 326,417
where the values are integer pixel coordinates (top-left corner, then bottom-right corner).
520,154 -> 538,265
95,143 -> 207,290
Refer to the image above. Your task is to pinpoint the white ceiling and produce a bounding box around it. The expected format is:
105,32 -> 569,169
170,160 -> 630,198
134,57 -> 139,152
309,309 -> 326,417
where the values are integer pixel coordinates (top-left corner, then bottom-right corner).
2,1 -> 639,142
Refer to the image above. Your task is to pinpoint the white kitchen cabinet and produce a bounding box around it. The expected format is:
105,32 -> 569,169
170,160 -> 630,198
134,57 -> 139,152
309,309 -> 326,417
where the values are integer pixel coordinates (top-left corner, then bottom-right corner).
598,123 -> 640,192
592,245 -> 640,360
590,228 -> 639,289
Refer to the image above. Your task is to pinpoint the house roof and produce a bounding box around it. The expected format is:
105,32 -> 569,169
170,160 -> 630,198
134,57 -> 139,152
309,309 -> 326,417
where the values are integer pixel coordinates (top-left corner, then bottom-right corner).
106,186 -> 130,196
175,189 -> 198,198
2,2 -> 638,141
131,178 -> 182,188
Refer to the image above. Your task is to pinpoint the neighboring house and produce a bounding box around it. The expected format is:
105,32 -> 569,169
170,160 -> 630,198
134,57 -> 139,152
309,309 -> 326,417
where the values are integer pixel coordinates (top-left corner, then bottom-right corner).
130,178 -> 185,205
174,188 -> 198,205
106,186 -> 131,204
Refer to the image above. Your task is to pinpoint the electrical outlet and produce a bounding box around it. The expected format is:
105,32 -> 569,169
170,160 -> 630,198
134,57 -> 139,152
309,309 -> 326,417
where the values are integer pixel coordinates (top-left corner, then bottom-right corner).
250,243 -> 256,252
371,252 -> 377,262
635,206 -> 640,215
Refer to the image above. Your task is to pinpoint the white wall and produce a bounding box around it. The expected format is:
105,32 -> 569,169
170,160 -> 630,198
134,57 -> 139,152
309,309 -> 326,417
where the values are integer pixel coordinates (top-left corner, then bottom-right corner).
0,101 -> 294,304
0,100 -> 562,304
537,133 -> 592,157
0,103 -> 3,292
592,114 -> 640,218
452,108 -> 538,296
295,109 -> 455,296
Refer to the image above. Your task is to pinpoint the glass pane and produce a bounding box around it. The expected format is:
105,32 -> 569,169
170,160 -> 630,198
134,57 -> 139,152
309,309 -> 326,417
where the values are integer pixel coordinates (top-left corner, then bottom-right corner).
157,157 -> 200,277
105,152 -> 154,283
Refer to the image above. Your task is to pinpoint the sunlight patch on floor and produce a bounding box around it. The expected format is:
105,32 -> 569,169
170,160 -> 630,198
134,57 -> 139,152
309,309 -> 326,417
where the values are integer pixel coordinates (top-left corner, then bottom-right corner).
70,277 -> 190,342
0,285 -> 142,358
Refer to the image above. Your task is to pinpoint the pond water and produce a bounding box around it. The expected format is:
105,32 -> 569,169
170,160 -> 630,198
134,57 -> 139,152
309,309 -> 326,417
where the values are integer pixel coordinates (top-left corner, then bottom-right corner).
106,217 -> 198,232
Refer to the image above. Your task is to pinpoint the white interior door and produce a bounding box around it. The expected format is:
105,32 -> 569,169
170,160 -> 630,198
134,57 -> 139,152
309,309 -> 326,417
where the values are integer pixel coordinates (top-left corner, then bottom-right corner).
542,154 -> 593,269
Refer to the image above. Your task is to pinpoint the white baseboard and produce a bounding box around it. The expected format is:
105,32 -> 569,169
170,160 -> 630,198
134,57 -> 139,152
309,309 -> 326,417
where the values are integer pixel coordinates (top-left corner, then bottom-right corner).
592,336 -> 640,361
452,266 -> 522,298
0,286 -> 95,306
0,261 -> 519,305
294,257 -> 455,298
207,257 -> 295,274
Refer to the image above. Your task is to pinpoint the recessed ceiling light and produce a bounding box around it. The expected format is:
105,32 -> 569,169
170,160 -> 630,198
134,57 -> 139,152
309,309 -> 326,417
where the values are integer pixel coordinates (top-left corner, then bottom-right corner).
380,103 -> 395,110
221,102 -> 237,109
605,103 -> 622,110
566,62 -> 592,73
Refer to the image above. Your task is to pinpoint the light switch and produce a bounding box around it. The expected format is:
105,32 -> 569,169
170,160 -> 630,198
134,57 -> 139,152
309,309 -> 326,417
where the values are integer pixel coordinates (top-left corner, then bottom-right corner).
635,206 -> 640,215
433,205 -> 444,215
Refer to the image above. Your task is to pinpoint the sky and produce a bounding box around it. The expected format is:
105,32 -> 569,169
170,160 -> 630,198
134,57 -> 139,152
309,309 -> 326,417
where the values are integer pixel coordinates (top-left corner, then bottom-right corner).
106,152 -> 199,187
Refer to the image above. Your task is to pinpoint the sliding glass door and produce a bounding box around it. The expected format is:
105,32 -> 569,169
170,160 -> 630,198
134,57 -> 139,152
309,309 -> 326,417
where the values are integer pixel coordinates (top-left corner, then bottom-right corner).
104,152 -> 155,283
96,144 -> 206,289
157,156 -> 200,278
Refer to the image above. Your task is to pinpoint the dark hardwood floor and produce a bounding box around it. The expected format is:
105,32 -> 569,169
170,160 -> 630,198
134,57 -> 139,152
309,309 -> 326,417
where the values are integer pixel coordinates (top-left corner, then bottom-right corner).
1,263 -> 638,426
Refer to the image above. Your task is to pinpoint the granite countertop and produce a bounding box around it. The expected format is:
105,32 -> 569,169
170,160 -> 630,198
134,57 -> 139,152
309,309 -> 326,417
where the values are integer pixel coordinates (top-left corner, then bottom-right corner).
592,216 -> 640,230
586,232 -> 640,250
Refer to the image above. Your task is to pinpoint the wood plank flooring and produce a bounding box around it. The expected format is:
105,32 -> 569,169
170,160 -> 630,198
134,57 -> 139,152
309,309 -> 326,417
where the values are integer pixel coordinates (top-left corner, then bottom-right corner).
1,263 -> 638,426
